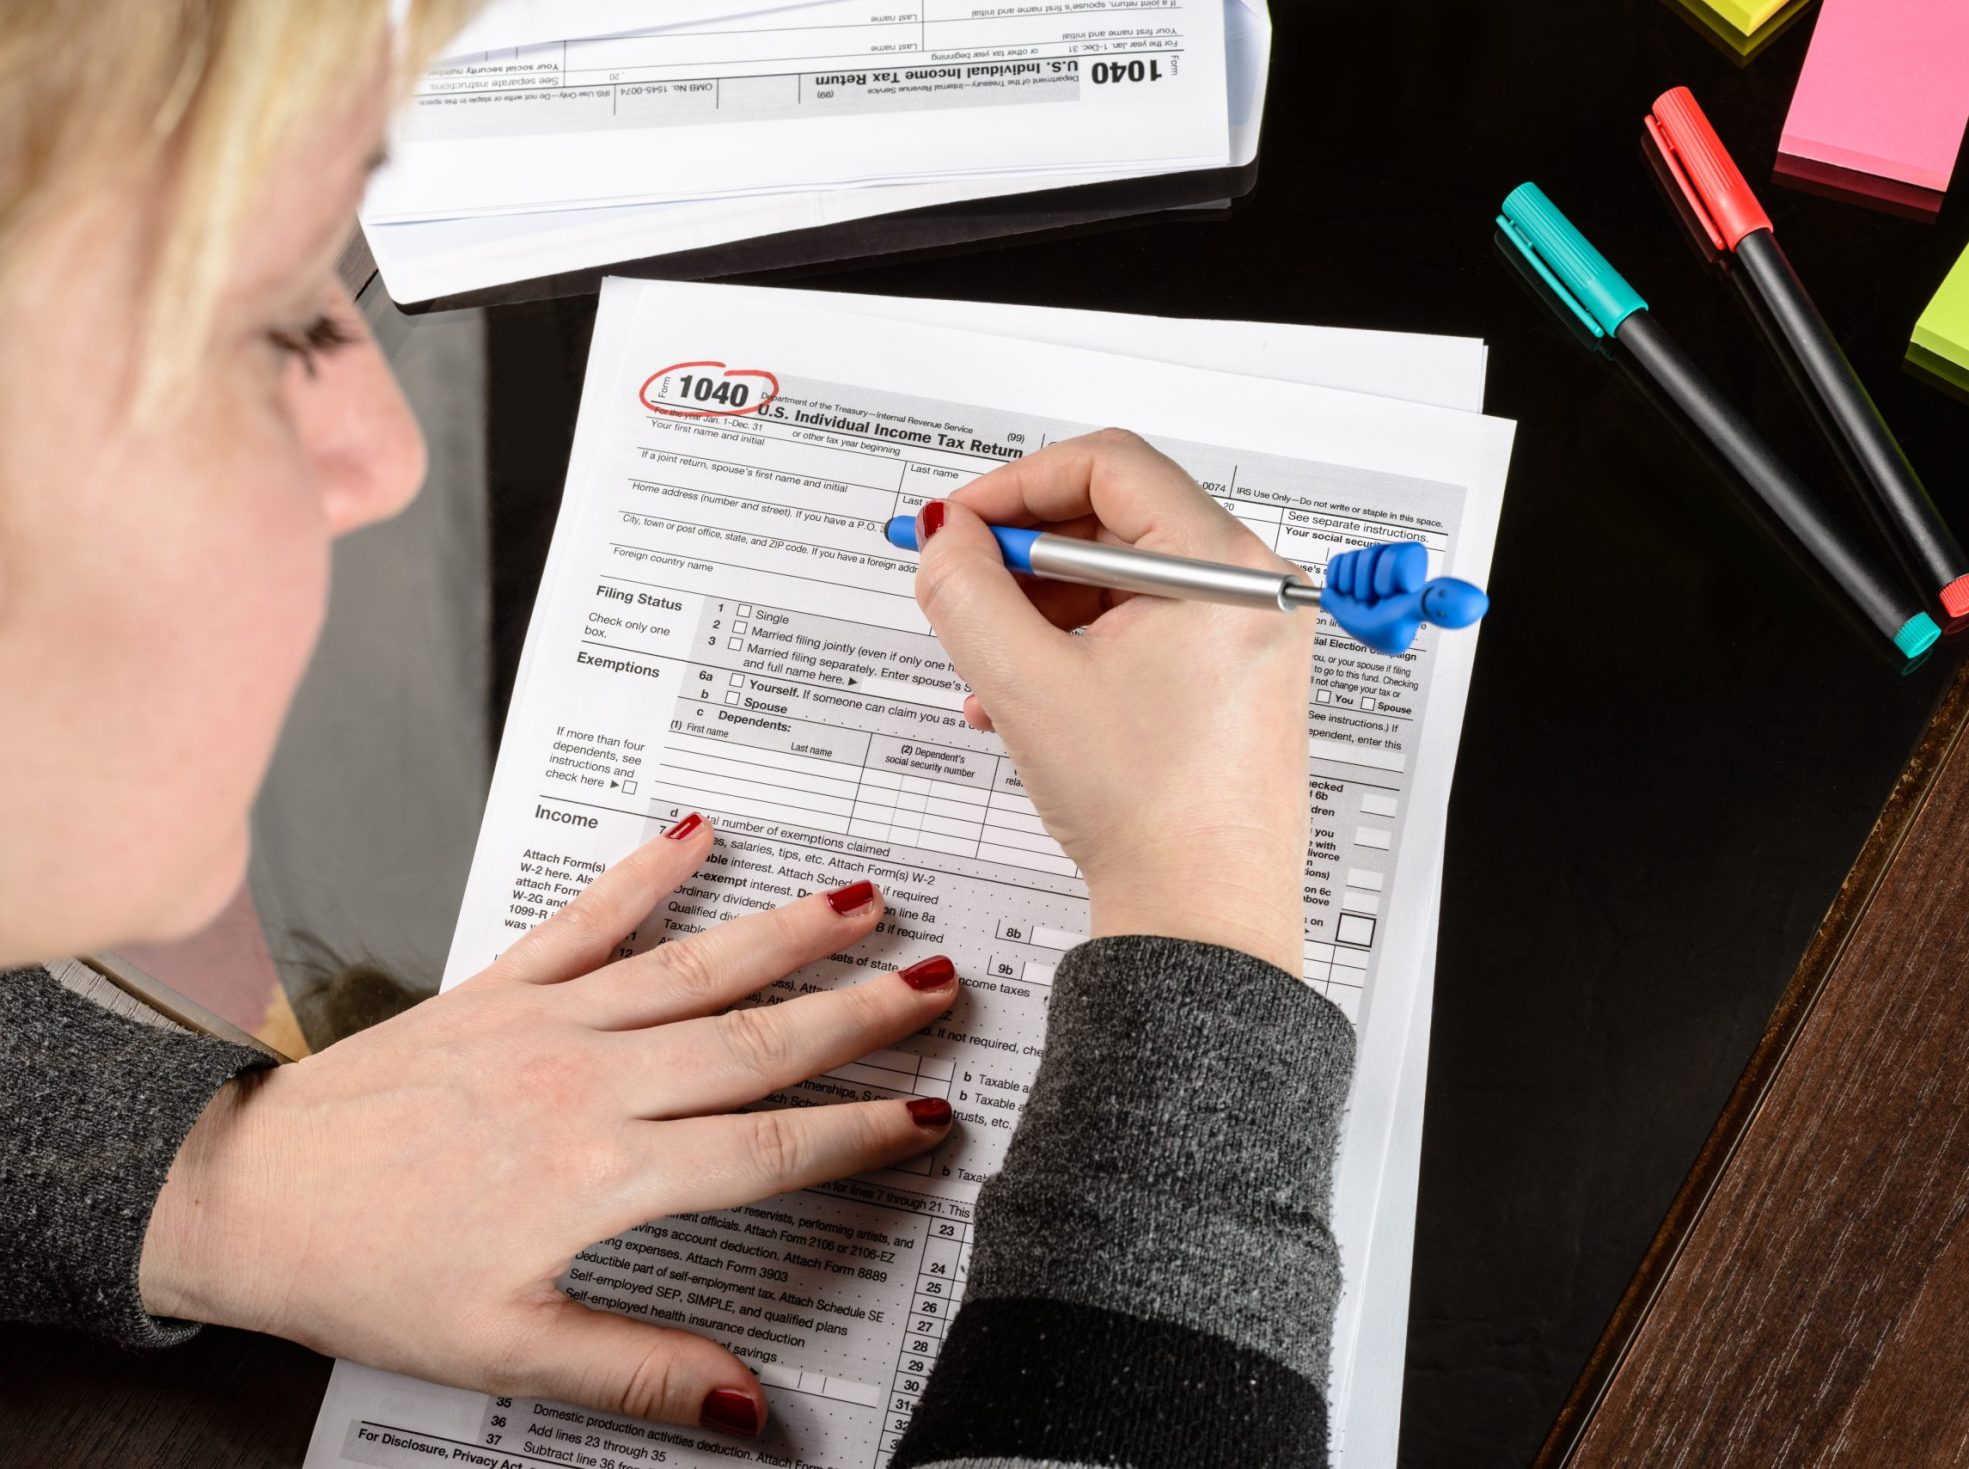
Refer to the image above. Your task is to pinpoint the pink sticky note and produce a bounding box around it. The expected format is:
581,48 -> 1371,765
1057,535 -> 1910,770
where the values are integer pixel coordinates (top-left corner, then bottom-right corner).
1779,0 -> 1969,194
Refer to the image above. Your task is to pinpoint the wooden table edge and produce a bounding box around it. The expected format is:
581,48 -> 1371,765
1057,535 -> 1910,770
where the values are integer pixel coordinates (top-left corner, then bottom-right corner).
1533,657 -> 1969,1469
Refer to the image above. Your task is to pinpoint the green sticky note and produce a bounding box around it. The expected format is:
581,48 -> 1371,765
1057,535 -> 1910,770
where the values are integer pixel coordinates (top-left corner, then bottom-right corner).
1913,242 -> 1969,370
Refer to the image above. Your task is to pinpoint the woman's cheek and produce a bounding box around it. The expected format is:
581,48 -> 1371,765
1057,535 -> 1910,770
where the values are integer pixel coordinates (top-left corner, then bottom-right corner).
181,419 -> 335,800
228,439 -> 335,733
85,421 -> 334,946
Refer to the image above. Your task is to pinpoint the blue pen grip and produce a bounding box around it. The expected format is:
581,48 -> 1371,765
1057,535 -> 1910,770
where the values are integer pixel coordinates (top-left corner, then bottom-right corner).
884,514 -> 1039,573
1322,542 -> 1491,654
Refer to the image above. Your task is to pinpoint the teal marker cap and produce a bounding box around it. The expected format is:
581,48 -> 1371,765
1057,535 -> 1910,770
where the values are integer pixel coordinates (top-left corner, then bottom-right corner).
1496,182 -> 1649,339
1894,611 -> 1941,665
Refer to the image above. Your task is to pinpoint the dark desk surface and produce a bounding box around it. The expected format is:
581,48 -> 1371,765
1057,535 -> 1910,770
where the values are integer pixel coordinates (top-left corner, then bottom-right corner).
8,3 -> 1969,1465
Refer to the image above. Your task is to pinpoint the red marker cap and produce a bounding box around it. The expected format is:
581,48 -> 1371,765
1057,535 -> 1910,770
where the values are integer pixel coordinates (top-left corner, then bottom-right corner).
1940,573 -> 1969,633
1646,86 -> 1773,252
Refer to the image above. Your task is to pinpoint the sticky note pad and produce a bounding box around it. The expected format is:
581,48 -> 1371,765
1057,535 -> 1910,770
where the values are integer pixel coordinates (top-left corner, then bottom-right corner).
1780,0 -> 1969,193
1913,243 -> 1969,372
1664,0 -> 1817,63
1693,0 -> 1794,34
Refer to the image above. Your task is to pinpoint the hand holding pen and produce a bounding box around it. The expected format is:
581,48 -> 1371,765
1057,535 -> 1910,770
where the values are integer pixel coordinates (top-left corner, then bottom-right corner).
890,430 -> 1335,973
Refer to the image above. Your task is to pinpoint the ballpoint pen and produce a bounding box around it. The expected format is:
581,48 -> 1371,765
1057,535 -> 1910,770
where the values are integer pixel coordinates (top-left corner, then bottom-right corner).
882,515 -> 1489,657
1643,86 -> 1969,634
1497,181 -> 1941,669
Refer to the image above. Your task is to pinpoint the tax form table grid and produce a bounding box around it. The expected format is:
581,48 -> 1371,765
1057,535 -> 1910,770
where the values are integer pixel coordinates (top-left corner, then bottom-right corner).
1305,936 -> 1368,1022
878,1218 -> 972,1468
654,718 -> 1079,878
653,704 -> 1373,1012
648,717 -> 1377,1014
753,1363 -> 885,1411
830,1048 -> 957,1102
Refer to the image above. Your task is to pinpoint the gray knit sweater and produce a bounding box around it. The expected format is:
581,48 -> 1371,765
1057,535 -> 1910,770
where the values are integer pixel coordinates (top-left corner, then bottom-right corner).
0,938 -> 1355,1466
0,966 -> 272,1346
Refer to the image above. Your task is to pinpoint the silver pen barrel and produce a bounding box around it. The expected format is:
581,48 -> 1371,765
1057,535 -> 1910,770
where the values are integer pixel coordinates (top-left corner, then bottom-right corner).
1026,534 -> 1313,612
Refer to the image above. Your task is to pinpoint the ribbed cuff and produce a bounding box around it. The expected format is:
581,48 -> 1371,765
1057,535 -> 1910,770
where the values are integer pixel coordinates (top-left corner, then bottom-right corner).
892,1298 -> 1329,1469
0,968 -> 275,1347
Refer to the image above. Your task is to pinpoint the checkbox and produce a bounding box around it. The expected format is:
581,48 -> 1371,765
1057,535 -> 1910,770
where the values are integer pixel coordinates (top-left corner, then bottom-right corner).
1362,695 -> 1377,711
727,637 -> 742,650
737,604 -> 752,616
729,673 -> 744,686
733,621 -> 748,635
725,691 -> 740,704
1315,688 -> 1333,704
621,779 -> 638,795
1336,913 -> 1376,947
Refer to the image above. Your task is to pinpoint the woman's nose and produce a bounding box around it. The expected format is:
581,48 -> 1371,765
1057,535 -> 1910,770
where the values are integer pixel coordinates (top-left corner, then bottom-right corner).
291,287 -> 428,538
321,365 -> 425,537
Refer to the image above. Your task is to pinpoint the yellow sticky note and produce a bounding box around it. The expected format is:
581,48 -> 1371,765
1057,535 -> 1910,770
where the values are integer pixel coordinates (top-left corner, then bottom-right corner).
1698,0 -> 1794,31
1665,0 -> 1816,62
1913,242 -> 1969,369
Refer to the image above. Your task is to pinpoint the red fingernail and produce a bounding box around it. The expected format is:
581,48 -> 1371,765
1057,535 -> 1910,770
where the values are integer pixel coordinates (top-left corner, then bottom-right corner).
700,1387 -> 760,1437
918,500 -> 947,542
908,1097 -> 953,1129
898,955 -> 957,991
664,813 -> 704,840
825,879 -> 877,914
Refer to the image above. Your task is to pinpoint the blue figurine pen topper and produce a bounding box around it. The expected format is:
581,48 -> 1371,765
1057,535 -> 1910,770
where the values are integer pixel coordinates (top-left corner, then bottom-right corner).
882,516 -> 1489,657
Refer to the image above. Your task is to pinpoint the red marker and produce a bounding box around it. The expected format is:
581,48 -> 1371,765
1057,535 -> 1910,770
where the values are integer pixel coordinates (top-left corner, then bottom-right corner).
1644,85 -> 1969,634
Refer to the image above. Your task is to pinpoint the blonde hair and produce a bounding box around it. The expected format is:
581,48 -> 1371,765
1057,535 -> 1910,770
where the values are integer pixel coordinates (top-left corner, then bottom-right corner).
0,0 -> 477,393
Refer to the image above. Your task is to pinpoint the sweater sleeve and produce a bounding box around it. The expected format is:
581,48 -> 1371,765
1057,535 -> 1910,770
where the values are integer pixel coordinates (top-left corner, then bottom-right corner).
0,966 -> 275,1347
892,936 -> 1356,1469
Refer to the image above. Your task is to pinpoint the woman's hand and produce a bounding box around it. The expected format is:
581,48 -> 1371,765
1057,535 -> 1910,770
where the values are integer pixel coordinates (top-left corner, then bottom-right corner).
911,429 -> 1315,974
137,816 -> 958,1440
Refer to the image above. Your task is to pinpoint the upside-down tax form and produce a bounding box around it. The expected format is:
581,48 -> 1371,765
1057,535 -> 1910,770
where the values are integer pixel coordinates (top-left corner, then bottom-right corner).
362,0 -> 1268,301
365,0 -> 1231,222
364,2 -> 1273,304
305,281 -> 1512,1469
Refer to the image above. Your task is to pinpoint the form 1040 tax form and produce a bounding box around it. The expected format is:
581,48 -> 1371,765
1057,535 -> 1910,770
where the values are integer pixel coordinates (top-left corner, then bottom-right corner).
364,0 -> 1234,222
305,280 -> 1513,1469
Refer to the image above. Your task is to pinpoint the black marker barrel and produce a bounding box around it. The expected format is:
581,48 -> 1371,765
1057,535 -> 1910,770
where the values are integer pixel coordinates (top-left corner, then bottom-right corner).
1614,311 -> 1926,646
1734,227 -> 1969,628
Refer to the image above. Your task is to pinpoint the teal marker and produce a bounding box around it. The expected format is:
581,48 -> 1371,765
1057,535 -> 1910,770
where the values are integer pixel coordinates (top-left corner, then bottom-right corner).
1498,181 -> 1939,669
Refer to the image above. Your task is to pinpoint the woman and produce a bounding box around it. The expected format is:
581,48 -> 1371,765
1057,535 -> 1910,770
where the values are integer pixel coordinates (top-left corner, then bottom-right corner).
0,3 -> 1353,1462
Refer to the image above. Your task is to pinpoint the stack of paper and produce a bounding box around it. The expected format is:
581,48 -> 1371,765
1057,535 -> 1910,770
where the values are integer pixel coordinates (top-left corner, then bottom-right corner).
1911,243 -> 1969,396
364,1 -> 1274,303
1774,0 -> 1969,216
303,279 -> 1514,1469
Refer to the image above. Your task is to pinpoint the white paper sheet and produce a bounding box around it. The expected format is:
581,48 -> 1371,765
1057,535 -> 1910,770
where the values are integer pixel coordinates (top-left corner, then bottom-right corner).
303,284 -> 1506,1469
367,0 -> 1231,224
1333,855 -> 1442,1465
